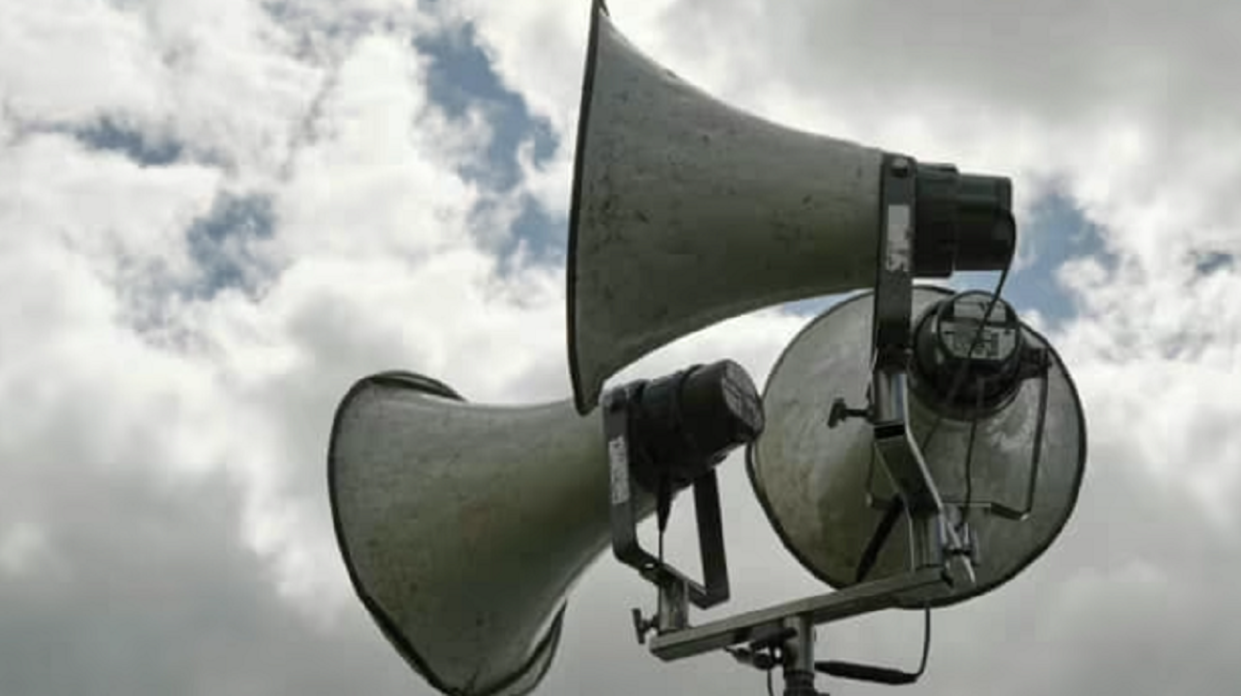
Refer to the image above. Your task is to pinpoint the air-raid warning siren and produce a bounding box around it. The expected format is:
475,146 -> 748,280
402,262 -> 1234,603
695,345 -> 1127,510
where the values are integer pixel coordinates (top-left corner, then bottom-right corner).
567,0 -> 1016,414
329,3 -> 1086,696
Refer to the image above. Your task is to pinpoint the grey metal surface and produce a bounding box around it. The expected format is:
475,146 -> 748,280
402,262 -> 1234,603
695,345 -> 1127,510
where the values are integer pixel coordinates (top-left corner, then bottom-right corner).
329,375 -> 620,696
649,567 -> 948,661
568,1 -> 884,413
749,287 -> 1086,607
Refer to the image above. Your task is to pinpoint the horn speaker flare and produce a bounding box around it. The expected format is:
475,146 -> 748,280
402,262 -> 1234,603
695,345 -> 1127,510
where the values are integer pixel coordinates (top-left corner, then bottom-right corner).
567,0 -> 1017,414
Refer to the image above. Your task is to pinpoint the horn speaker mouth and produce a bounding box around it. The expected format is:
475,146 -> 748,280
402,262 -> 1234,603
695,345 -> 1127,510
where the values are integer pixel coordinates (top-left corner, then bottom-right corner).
566,0 -> 609,415
747,286 -> 1087,608
328,371 -> 567,696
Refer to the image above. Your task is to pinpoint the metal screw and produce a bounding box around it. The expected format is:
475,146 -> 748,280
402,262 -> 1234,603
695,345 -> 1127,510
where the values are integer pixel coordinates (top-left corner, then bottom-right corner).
827,398 -> 868,428
631,608 -> 657,645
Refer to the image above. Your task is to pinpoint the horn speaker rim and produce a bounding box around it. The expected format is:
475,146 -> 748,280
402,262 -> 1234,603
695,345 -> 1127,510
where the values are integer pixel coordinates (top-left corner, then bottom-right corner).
328,371 -> 567,696
745,287 -> 1088,608
566,0 -> 608,414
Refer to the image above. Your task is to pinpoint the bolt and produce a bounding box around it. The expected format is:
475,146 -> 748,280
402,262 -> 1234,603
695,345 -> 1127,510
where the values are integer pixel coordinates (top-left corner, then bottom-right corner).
632,608 -> 657,645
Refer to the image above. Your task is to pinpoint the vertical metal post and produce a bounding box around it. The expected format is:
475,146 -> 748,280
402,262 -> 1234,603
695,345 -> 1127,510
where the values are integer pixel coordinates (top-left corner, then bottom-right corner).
658,578 -> 690,634
781,615 -> 819,696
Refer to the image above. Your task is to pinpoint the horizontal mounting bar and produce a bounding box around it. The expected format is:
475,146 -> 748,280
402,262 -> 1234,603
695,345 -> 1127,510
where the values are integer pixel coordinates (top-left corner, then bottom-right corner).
649,567 -> 949,661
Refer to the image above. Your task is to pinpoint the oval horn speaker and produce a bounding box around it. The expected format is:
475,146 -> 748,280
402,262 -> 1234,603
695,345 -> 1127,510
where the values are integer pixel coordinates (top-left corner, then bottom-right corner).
329,372 -> 628,696
749,287 -> 1086,607
568,1 -> 1017,414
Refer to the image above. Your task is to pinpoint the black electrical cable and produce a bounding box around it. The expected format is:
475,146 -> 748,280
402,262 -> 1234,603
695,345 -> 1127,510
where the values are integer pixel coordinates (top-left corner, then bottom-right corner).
831,251 -> 1013,690
920,262 -> 1010,538
920,262 -> 1012,453
722,644 -> 778,695
856,263 -> 1012,582
854,495 -> 905,583
915,605 -> 932,677
831,262 -> 1011,688
815,606 -> 932,685
958,376 -> 986,532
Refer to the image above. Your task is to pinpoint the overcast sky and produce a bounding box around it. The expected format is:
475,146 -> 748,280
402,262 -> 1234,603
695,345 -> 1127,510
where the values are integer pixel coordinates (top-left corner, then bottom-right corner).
2,0 -> 1240,694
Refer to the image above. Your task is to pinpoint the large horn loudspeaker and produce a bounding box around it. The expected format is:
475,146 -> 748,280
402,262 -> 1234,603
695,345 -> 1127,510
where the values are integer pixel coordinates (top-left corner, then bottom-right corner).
750,286 -> 1087,607
329,362 -> 763,696
568,0 -> 1016,413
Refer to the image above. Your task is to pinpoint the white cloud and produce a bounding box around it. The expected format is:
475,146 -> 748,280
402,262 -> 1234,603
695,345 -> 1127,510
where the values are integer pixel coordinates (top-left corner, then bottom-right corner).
2,0 -> 1241,695
0,0 -> 548,686
0,1 -> 167,122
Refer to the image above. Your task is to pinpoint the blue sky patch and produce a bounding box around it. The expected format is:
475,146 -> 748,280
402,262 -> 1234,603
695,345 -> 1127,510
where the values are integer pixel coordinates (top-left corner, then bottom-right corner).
781,194 -> 1099,325
1193,250 -> 1234,275
72,118 -> 184,166
505,195 -> 565,265
416,22 -> 557,192
949,191 -> 1105,330
416,21 -> 566,267
185,192 -> 275,299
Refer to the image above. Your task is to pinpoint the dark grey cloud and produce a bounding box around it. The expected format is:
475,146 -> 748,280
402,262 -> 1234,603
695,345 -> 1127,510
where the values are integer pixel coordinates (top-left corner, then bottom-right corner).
0,400 -> 422,696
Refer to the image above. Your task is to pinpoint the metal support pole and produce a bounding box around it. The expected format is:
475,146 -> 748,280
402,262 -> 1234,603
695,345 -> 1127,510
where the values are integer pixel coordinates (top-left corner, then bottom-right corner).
781,615 -> 818,696
658,578 -> 690,634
